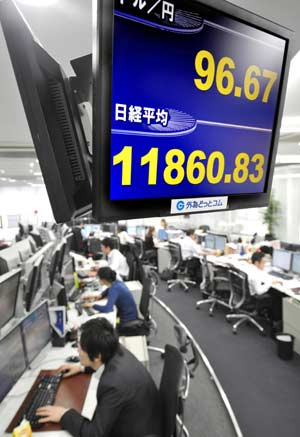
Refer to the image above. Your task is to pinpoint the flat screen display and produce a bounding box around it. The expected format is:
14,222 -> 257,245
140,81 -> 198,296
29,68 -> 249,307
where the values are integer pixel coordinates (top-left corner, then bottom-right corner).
291,253 -> 300,275
21,301 -> 51,365
109,0 -> 286,201
0,325 -> 26,402
0,269 -> 21,330
272,249 -> 291,272
214,235 -> 227,252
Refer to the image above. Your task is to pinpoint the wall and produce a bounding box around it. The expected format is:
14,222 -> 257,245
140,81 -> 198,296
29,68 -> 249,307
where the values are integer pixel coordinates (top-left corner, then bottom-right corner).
0,185 -> 54,241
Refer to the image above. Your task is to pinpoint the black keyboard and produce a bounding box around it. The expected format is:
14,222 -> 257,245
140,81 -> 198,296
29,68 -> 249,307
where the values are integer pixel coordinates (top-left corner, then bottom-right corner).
269,270 -> 293,280
69,288 -> 81,302
84,307 -> 96,316
23,373 -> 63,429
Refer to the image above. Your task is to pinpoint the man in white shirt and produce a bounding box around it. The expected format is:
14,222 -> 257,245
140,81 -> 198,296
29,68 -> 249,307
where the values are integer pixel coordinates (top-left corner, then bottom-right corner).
101,237 -> 129,279
179,229 -> 202,260
117,225 -> 134,245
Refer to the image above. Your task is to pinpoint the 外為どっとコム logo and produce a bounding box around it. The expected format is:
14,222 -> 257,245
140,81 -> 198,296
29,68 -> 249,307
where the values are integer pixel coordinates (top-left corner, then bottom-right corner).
176,200 -> 185,211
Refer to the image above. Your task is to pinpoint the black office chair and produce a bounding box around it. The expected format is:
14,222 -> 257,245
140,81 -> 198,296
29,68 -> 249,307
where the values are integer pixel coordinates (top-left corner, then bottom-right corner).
86,237 -> 103,259
174,324 -> 199,378
196,257 -> 231,316
226,268 -> 271,335
160,344 -> 189,437
167,242 -> 196,292
110,235 -> 120,250
117,276 -> 156,337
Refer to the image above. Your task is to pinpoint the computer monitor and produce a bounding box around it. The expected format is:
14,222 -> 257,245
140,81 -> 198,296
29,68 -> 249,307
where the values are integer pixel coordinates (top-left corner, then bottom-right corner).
272,249 -> 292,272
0,0 -> 92,223
291,253 -> 300,275
49,246 -> 60,286
0,246 -> 21,275
21,301 -> 51,366
0,324 -> 27,402
214,235 -> 227,252
29,232 -> 43,248
24,255 -> 44,312
0,269 -> 21,330
136,226 -> 145,238
127,226 -> 137,237
62,259 -> 74,296
15,238 -> 32,262
205,235 -> 215,250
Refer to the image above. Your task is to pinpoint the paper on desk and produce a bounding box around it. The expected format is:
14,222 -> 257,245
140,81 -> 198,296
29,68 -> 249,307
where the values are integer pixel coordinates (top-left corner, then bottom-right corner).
282,279 -> 300,289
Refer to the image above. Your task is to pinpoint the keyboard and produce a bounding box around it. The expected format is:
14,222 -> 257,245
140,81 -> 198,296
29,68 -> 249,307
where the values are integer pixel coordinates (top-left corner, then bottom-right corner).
268,270 -> 293,280
69,288 -> 81,302
23,373 -> 64,429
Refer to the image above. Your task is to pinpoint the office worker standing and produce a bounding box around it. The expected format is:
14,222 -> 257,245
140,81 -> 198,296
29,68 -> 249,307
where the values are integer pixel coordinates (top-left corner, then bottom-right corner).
101,237 -> 129,279
37,318 -> 162,437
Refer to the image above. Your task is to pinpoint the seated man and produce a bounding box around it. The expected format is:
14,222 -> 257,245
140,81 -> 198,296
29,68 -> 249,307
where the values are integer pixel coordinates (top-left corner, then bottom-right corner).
37,318 -> 162,437
247,251 -> 283,325
178,229 -> 203,283
101,237 -> 129,280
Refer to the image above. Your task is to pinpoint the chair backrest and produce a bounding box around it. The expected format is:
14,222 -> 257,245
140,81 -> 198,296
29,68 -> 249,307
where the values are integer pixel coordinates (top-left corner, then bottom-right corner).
134,237 -> 144,259
139,276 -> 151,321
87,237 -> 102,255
168,242 -> 182,271
174,324 -> 199,378
159,344 -> 185,437
228,268 -> 251,309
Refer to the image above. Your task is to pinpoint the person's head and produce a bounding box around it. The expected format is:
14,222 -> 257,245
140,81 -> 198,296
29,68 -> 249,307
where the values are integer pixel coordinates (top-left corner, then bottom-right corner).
18,223 -> 24,236
160,219 -> 167,229
251,251 -> 265,270
89,231 -> 95,237
146,226 -> 155,237
78,318 -> 119,369
97,266 -> 117,286
186,229 -> 196,240
118,224 -> 127,233
237,237 -> 242,244
101,237 -> 114,255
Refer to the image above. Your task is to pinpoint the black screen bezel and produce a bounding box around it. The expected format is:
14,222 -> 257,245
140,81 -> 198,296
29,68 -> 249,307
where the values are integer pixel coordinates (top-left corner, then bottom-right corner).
93,0 -> 293,222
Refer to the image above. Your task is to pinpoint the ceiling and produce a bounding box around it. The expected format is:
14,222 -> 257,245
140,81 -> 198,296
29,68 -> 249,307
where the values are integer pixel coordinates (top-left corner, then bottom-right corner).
0,0 -> 300,188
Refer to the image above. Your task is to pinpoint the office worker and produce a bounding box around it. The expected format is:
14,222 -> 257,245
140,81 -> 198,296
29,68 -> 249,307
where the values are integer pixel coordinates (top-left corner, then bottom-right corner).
36,318 -> 162,437
157,218 -> 168,241
83,267 -> 138,326
247,251 -> 283,324
117,224 -> 134,245
101,237 -> 129,280
179,229 -> 203,260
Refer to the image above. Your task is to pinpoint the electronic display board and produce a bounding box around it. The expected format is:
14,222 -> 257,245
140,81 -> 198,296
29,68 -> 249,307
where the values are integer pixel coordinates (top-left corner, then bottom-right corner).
93,0 -> 293,221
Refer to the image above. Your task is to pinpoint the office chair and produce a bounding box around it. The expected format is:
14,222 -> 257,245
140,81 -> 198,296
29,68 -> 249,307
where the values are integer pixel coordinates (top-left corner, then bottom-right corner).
196,257 -> 231,316
159,344 -> 189,437
117,277 -> 156,337
134,237 -> 157,267
226,268 -> 270,335
110,235 -> 120,250
174,324 -> 199,378
86,237 -> 103,259
167,242 -> 196,292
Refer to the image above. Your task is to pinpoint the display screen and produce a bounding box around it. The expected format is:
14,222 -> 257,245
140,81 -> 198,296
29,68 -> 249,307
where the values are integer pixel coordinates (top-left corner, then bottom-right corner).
291,253 -> 300,275
0,325 -> 26,403
0,270 -> 20,330
21,302 -> 51,365
109,0 -> 286,201
272,249 -> 292,272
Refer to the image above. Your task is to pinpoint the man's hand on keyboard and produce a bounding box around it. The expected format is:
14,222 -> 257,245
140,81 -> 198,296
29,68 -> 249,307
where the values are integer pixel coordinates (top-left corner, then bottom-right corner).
83,302 -> 94,308
272,279 -> 283,286
36,405 -> 68,424
57,363 -> 82,378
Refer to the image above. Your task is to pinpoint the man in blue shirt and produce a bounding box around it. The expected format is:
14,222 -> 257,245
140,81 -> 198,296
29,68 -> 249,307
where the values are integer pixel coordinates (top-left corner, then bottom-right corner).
83,267 -> 138,325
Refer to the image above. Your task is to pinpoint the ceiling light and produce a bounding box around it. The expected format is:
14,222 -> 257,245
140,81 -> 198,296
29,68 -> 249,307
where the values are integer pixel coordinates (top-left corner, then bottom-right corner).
0,178 -> 7,181
16,0 -> 59,7
34,172 -> 42,176
9,179 -> 16,183
29,162 -> 34,168
0,170 -> 5,174
298,142 -> 300,146
29,169 -> 34,173
35,159 -> 39,164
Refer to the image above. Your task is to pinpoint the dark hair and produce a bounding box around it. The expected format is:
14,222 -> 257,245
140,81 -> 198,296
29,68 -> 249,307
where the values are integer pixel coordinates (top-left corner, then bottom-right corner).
89,231 -> 95,237
80,318 -> 119,364
98,266 -> 117,282
251,251 -> 265,264
160,219 -> 167,228
186,229 -> 195,237
101,237 -> 114,250
146,226 -> 155,237
118,224 -> 127,233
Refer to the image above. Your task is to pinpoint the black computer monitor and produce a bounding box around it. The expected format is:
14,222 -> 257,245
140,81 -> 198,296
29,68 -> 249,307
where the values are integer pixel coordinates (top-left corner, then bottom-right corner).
0,269 -> 21,330
291,253 -> 300,275
29,232 -> 43,248
21,301 -> 52,366
214,235 -> 227,252
205,235 -> 215,250
0,0 -> 92,223
24,255 -> 44,312
272,249 -> 292,272
0,246 -> 21,275
49,246 -> 60,286
0,324 -> 27,402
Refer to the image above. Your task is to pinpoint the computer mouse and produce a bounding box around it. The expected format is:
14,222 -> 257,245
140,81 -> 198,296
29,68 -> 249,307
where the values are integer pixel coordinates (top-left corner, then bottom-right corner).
66,355 -> 80,363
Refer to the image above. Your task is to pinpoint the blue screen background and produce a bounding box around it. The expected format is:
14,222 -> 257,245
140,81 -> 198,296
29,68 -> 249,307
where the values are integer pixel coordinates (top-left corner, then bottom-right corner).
109,1 -> 286,200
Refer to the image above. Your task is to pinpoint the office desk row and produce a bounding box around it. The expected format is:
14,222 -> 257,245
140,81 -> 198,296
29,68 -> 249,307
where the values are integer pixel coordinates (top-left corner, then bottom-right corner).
0,282 -> 146,435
